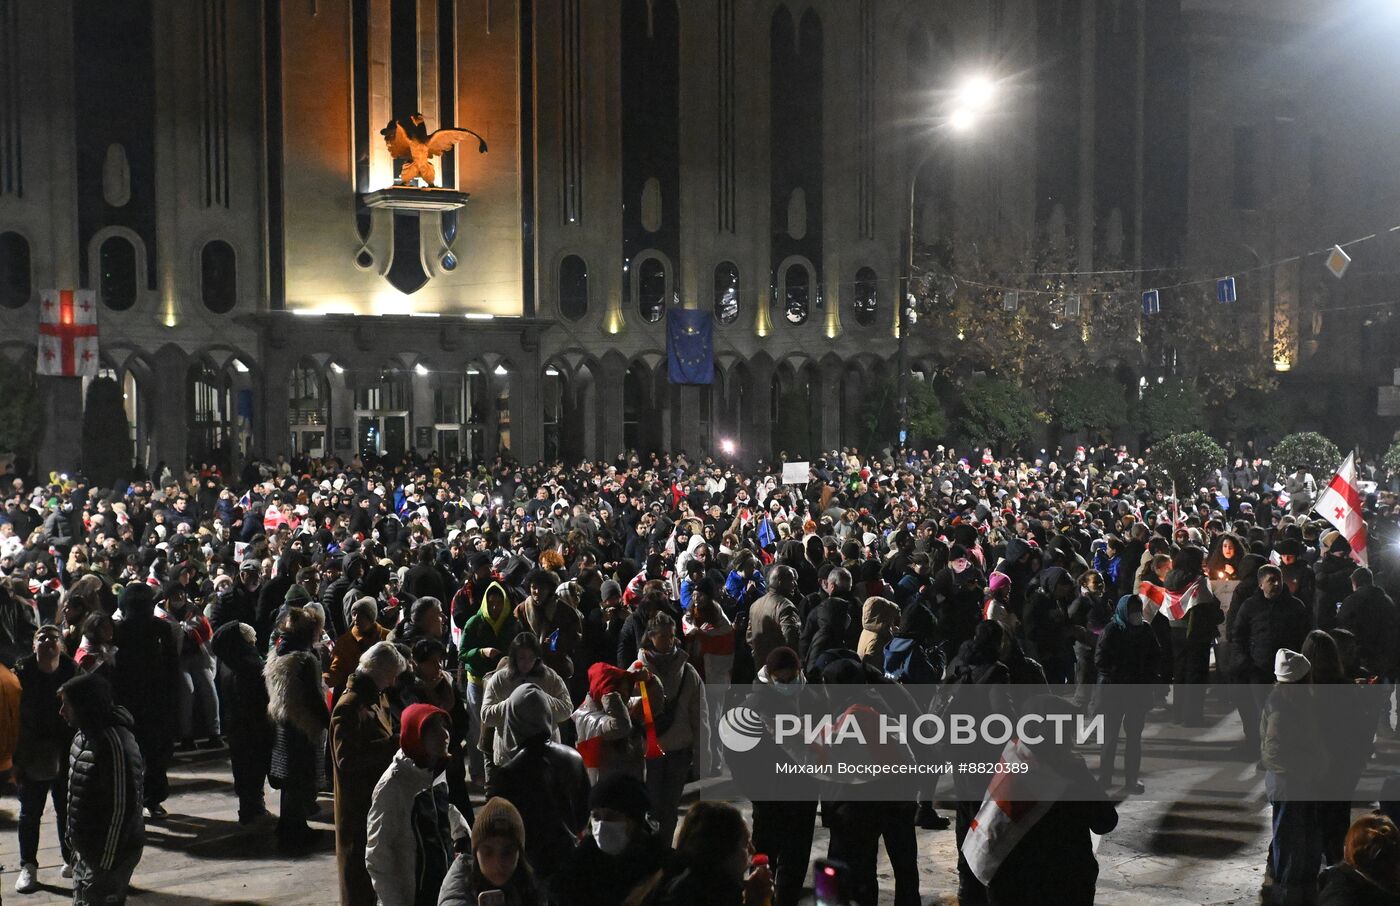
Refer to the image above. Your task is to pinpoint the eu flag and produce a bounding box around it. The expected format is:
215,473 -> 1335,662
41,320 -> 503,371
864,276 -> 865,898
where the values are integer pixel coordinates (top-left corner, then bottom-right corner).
667,309 -> 714,384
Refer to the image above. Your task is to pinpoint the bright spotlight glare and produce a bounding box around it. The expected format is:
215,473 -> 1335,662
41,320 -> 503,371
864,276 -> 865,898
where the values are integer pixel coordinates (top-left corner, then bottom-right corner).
720,438 -> 736,456
414,363 -> 430,376
949,109 -> 976,132
958,75 -> 995,111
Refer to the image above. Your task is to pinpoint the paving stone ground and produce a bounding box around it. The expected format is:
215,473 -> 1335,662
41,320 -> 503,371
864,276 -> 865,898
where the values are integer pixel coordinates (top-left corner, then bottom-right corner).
0,693 -> 1388,905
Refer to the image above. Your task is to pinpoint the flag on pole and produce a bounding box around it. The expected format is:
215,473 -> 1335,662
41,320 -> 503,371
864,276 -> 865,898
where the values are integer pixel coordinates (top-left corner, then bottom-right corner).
37,290 -> 99,377
1315,452 -> 1369,566
1137,578 -> 1203,622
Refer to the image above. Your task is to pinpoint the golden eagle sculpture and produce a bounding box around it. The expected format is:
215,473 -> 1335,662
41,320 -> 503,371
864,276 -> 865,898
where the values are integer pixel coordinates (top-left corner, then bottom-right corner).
380,113 -> 488,187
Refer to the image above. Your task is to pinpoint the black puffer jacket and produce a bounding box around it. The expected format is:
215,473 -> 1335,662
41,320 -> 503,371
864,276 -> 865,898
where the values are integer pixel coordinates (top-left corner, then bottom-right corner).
67,682 -> 145,870
13,653 -> 77,781
1315,554 -> 1358,632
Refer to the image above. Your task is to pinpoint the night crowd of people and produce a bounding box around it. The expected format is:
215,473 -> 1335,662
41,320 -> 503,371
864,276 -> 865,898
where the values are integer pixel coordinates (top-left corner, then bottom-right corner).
1,443 -> 1400,905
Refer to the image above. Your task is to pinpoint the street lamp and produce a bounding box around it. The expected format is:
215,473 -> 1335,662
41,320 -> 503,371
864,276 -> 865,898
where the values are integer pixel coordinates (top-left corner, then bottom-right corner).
896,74 -> 998,454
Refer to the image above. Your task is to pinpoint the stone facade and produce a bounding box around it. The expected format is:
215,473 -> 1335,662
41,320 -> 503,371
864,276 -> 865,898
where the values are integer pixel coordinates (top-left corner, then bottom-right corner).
0,0 -> 1194,473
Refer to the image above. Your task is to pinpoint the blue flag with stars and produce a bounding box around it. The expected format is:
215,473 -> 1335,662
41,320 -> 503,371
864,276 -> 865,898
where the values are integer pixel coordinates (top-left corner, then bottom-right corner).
667,309 -> 714,384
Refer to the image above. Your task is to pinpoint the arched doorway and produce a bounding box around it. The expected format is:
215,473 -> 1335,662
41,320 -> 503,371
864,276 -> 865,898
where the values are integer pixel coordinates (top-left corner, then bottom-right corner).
187,361 -> 234,472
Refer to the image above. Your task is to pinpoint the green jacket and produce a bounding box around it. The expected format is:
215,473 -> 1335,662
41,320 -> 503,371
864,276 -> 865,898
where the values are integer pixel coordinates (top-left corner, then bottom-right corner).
459,582 -> 520,683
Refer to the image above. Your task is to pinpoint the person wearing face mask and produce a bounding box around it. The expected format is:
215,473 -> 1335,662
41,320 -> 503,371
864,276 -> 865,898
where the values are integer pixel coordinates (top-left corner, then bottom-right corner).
365,704 -> 461,906
438,796 -> 541,906
547,772 -> 674,906
1094,595 -> 1160,794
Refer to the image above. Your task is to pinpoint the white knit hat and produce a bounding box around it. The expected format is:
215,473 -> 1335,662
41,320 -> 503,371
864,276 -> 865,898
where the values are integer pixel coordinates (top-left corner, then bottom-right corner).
1274,648 -> 1311,684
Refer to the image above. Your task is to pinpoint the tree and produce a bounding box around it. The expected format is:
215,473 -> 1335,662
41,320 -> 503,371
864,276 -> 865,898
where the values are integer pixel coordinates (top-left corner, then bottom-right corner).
863,377 -> 948,452
1383,440 -> 1400,478
80,377 -> 134,488
1211,383 -> 1291,448
1148,431 -> 1227,492
0,358 -> 42,458
1271,432 -> 1342,476
957,378 -> 1041,453
1134,378 -> 1206,445
1051,372 -> 1128,442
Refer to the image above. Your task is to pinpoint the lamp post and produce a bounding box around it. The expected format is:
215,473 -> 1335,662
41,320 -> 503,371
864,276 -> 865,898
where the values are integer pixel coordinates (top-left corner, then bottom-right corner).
895,76 -> 996,455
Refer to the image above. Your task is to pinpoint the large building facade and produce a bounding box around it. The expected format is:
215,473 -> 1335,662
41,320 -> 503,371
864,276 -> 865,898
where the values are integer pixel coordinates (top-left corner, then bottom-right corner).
9,0 -> 1366,474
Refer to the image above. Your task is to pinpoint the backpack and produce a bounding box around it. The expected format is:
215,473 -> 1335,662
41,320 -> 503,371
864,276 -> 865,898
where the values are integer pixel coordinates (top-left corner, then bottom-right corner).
883,636 -> 940,685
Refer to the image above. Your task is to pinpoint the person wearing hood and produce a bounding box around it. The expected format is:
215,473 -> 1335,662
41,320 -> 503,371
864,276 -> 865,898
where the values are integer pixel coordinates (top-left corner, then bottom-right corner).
1316,532 -> 1359,633
460,581 -> 521,782
855,595 -> 901,673
572,661 -> 653,783
110,582 -> 179,820
321,551 -> 365,639
547,772 -> 674,906
438,796 -> 540,906
480,632 -> 573,784
332,641 -> 406,906
983,694 -> 1118,906
1023,566 -> 1076,684
1261,648 -> 1328,905
12,624 -> 76,894
365,703 -> 459,906
1095,595 -> 1160,794
211,621 -> 272,826
265,605 -> 330,850
993,536 -> 1036,621
638,610 -> 710,844
60,671 -> 145,905
490,683 -> 590,879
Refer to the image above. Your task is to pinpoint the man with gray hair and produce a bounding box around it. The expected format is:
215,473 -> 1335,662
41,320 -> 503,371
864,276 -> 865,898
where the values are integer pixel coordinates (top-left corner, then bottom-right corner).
747,564 -> 801,668
331,640 -> 407,906
799,567 -> 860,670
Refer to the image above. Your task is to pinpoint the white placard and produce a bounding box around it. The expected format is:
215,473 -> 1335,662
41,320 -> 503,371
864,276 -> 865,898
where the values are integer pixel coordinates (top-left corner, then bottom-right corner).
782,462 -> 810,485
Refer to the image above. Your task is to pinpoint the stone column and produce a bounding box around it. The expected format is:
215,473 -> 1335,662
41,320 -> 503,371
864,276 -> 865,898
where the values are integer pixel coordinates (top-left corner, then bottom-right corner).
150,349 -> 189,478
36,378 -> 84,476
597,356 -> 626,462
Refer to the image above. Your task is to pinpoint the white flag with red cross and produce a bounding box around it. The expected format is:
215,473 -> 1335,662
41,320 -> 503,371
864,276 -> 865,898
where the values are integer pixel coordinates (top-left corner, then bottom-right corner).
1315,452 -> 1369,567
37,290 -> 99,377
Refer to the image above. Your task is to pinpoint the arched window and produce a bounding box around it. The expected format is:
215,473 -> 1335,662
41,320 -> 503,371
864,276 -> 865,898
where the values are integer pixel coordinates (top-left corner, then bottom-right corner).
201,241 -> 237,313
638,257 -> 666,323
853,266 -> 878,326
0,232 -> 30,308
99,236 -> 137,311
713,262 -> 740,325
559,255 -> 589,321
783,264 -> 810,325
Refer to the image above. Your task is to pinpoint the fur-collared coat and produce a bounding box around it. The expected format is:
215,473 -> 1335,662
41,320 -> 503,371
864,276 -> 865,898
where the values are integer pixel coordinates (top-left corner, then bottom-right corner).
265,649 -> 328,786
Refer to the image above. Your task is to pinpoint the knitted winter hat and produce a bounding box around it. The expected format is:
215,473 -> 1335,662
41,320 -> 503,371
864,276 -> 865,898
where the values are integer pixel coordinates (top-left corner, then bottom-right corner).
400,703 -> 449,763
589,771 -> 650,825
1274,648 -> 1311,684
473,797 -> 526,853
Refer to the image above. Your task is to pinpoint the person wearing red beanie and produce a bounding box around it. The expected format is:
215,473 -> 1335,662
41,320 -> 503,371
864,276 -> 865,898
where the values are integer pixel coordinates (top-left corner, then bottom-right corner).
366,704 -> 456,906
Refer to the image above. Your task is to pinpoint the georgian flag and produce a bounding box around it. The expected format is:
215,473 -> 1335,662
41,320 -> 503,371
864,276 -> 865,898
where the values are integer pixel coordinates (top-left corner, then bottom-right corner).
1315,452 -> 1369,567
1138,579 -> 1202,622
961,738 -> 1069,884
37,290 -> 99,377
